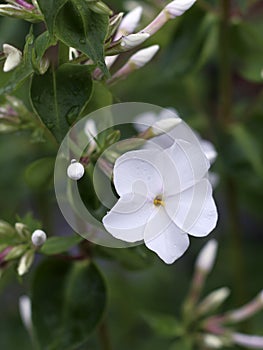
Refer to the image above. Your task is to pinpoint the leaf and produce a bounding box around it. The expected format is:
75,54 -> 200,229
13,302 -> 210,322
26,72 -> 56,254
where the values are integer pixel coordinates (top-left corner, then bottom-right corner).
0,30 -> 34,95
55,0 -> 109,74
40,235 -> 83,255
31,259 -> 107,350
142,312 -> 183,338
24,157 -> 55,189
37,0 -> 68,35
32,31 -> 57,69
30,63 -> 93,142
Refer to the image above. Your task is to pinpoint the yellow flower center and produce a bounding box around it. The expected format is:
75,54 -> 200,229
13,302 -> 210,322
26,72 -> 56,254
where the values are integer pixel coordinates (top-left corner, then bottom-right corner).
153,195 -> 165,207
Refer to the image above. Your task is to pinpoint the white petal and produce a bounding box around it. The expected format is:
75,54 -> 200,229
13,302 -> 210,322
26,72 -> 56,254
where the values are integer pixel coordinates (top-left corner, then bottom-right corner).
163,140 -> 210,195
102,192 -> 155,242
199,139 -> 217,164
165,179 -> 218,237
144,208 -> 190,264
121,33 -> 150,49
129,44 -> 159,67
3,44 -> 22,72
113,149 -> 164,197
117,6 -> 143,38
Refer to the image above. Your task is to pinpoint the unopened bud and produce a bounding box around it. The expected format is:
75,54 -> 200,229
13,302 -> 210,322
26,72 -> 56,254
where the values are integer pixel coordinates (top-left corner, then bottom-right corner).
84,119 -> 97,152
38,57 -> 49,74
152,117 -> 182,136
15,223 -> 31,239
198,287 -> 230,315
17,250 -> 34,276
203,334 -> 224,349
165,0 -> 197,19
117,6 -> 143,37
129,44 -> 159,68
232,333 -> 263,349
107,13 -> 124,40
31,229 -> 46,247
19,295 -> 32,333
88,1 -> 113,15
2,43 -> 22,72
4,244 -> 28,261
67,159 -> 85,180
196,239 -> 218,273
121,33 -> 150,49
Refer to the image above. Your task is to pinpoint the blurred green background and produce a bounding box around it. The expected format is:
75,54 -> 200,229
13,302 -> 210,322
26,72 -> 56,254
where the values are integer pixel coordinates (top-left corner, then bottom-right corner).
0,0 -> 263,349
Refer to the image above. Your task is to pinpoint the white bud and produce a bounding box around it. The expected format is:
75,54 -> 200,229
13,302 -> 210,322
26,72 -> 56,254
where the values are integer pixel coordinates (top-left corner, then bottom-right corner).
260,68 -> 263,80
19,296 -> 32,333
31,229 -> 47,247
152,117 -> 182,136
196,239 -> 218,273
17,250 -> 34,276
117,6 -> 143,37
67,159 -> 85,180
203,334 -> 224,349
84,119 -> 97,152
198,287 -> 230,315
233,333 -> 263,348
129,44 -> 159,68
69,47 -> 78,61
165,0 -> 196,19
121,32 -> 150,49
3,43 -> 22,72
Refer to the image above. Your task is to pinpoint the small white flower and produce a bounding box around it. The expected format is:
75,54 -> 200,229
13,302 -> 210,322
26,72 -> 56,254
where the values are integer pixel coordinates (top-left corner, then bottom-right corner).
152,117 -> 182,136
31,229 -> 47,247
67,159 -> 85,180
196,239 -> 218,273
165,0 -> 197,19
2,43 -> 22,72
19,296 -> 32,333
121,32 -> 150,49
103,141 -> 218,264
117,6 -> 143,38
129,45 -> 159,68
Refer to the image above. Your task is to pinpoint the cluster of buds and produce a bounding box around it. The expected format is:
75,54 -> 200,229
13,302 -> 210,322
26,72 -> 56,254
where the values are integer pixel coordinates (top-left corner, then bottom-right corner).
0,0 -> 42,22
0,219 -> 46,277
181,240 -> 263,349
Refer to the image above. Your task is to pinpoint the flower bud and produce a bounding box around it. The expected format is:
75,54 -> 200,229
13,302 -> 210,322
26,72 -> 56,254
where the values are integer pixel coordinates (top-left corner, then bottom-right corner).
198,287 -> 230,315
2,43 -> 22,72
38,57 -> 50,74
107,13 -> 124,40
19,295 -> 32,333
165,0 -> 197,19
88,1 -> 113,15
84,119 -> 97,152
15,223 -> 31,239
4,244 -> 28,261
129,44 -> 159,68
67,159 -> 85,180
121,33 -> 150,49
31,229 -> 47,247
152,117 -> 182,136
232,333 -> 263,349
203,334 -> 224,349
196,239 -> 218,273
117,6 -> 143,37
17,250 -> 34,276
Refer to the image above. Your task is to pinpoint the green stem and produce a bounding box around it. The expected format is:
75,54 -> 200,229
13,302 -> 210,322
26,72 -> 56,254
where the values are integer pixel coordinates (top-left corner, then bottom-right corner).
98,321 -> 112,350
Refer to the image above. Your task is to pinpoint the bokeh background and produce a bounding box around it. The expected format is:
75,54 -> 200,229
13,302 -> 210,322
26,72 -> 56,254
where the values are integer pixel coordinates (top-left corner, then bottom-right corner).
0,0 -> 263,348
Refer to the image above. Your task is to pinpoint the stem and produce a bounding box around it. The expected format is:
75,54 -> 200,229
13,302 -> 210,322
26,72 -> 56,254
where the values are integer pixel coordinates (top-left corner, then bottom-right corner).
98,321 -> 112,350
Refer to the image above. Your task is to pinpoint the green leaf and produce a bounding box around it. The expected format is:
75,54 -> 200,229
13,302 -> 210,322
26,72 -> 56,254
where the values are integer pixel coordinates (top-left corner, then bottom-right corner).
25,157 -> 55,189
81,81 -> 112,116
32,31 -> 57,71
142,312 -> 183,338
0,31 -> 34,95
30,63 -> 93,142
229,124 -> 263,179
37,0 -> 69,35
55,0 -> 109,74
31,259 -> 107,349
40,235 -> 83,255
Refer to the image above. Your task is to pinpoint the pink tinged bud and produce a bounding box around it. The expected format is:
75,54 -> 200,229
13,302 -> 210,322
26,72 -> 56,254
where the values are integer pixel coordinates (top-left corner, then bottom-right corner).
3,44 -> 22,72
129,45 -> 160,68
196,239 -> 218,273
232,333 -> 263,349
121,33 -> 150,49
165,0 -> 197,19
67,159 -> 85,181
117,6 -> 143,38
31,230 -> 47,247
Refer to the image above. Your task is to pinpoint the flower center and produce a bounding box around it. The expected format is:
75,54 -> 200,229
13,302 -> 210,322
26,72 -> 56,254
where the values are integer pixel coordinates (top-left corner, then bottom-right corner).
153,195 -> 165,207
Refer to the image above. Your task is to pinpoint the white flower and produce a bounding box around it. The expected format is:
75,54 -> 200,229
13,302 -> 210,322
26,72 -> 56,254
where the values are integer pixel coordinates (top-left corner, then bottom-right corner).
103,141 -> 218,264
196,239 -> 218,273
165,0 -> 197,19
67,159 -> 85,180
129,45 -> 159,68
2,43 -> 22,72
31,229 -> 47,247
19,296 -> 32,333
121,32 -> 150,49
117,6 -> 143,38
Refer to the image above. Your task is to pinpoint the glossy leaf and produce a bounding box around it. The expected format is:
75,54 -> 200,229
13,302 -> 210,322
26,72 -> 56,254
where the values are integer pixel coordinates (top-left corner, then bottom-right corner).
31,259 -> 107,349
30,63 -> 93,142
55,0 -> 109,74
40,235 -> 83,255
37,0 -> 68,35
